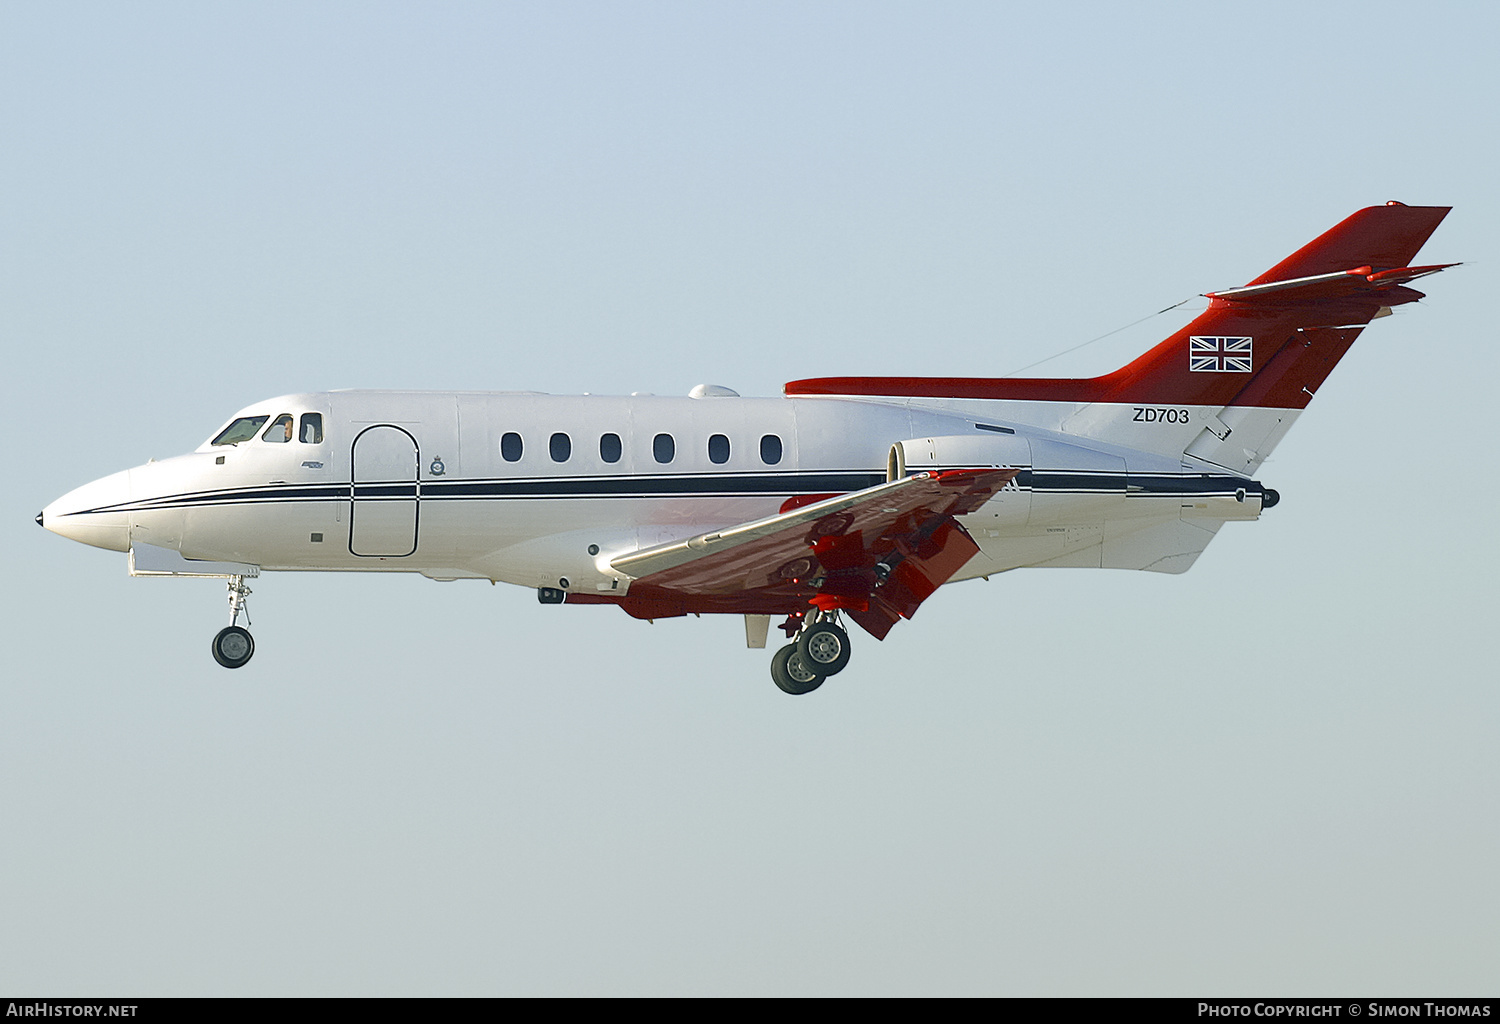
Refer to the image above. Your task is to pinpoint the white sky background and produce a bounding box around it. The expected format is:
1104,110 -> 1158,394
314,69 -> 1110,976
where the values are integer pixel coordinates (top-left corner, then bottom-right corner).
2,0 -> 1496,996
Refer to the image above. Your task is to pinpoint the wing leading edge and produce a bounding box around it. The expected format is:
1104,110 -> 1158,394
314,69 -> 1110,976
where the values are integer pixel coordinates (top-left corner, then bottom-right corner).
578,469 -> 1018,639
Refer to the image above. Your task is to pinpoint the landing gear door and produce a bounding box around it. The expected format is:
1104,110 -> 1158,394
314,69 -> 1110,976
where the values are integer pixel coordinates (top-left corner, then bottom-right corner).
350,425 -> 419,557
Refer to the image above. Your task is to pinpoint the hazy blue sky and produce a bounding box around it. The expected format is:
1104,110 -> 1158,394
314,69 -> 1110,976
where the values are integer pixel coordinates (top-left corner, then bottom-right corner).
3,1 -> 1495,996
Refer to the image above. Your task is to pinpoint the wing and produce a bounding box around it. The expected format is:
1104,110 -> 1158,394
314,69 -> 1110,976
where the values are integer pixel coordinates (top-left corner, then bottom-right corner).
603,468 -> 1018,639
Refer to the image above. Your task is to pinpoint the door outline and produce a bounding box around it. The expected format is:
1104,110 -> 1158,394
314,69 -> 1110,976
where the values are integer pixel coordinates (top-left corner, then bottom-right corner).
349,424 -> 420,557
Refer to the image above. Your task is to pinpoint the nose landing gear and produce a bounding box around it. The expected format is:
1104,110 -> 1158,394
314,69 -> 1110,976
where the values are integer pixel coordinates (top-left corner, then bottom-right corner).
211,575 -> 255,669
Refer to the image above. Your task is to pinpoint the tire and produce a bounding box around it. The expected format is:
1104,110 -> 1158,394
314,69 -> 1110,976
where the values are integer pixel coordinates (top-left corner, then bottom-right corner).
771,643 -> 824,695
212,625 -> 255,669
796,621 -> 851,676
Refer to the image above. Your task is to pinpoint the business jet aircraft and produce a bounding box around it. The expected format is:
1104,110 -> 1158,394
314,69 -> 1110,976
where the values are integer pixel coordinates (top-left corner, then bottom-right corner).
39,202 -> 1452,693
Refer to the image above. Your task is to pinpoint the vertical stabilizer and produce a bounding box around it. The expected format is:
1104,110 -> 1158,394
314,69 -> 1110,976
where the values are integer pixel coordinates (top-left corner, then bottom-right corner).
785,203 -> 1453,471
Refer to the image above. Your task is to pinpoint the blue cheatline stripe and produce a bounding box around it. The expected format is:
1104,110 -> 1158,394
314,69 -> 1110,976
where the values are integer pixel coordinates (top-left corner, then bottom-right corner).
424,472 -> 884,499
64,469 -> 1264,516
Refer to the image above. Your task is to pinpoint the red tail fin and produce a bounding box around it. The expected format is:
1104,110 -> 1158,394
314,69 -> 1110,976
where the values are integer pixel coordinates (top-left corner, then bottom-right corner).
786,203 -> 1452,411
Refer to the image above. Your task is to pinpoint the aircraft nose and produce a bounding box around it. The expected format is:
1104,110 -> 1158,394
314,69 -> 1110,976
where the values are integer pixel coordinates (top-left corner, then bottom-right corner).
40,469 -> 134,552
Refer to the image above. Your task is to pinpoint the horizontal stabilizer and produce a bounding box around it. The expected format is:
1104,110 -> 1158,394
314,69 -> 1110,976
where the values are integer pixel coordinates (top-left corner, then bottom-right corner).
1205,263 -> 1457,303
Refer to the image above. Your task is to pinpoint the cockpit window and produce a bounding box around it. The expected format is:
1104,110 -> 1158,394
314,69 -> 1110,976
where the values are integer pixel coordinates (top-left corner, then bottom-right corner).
212,416 -> 269,446
262,414 -> 294,443
299,413 -> 323,444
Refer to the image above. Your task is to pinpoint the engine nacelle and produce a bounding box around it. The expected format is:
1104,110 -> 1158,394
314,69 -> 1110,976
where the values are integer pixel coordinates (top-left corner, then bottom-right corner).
891,433 -> 1033,525
890,432 -> 1032,478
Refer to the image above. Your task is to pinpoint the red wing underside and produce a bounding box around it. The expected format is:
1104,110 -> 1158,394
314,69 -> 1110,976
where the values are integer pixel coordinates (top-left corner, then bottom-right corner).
571,469 -> 1017,639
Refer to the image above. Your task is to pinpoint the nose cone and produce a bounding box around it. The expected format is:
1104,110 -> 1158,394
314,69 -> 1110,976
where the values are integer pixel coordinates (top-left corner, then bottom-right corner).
40,469 -> 134,552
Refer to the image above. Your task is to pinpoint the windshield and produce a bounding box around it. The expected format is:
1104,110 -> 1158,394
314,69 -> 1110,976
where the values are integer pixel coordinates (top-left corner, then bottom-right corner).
262,414 -> 294,443
211,416 -> 270,446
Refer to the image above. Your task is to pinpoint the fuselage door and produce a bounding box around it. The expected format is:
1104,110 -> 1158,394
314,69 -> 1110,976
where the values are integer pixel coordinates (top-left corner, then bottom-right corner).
350,425 -> 419,557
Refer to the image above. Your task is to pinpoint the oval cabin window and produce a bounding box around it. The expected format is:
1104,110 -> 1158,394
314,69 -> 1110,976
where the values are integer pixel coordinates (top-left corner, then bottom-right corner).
708,434 -> 730,465
549,432 -> 572,462
653,433 -> 675,464
501,432 -> 523,462
760,434 -> 783,465
599,433 -> 622,463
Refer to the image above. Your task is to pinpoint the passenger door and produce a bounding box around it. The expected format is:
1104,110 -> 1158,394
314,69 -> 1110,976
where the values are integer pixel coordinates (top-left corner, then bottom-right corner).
350,425 -> 419,557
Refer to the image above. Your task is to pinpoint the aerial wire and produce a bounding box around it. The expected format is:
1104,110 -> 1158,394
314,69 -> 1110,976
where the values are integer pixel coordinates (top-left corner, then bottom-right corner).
1000,295 -> 1199,377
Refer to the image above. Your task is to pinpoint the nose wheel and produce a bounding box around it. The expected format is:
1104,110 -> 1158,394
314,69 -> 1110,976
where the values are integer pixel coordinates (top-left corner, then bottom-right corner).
212,575 -> 255,669
212,625 -> 255,669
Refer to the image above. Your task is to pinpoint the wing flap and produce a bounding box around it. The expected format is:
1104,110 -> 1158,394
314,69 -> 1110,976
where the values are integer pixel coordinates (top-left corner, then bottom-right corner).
611,469 -> 1012,589
607,469 -> 1017,636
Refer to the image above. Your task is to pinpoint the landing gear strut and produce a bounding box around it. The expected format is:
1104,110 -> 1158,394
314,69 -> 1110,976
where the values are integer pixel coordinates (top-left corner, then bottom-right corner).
769,609 -> 852,695
211,575 -> 255,669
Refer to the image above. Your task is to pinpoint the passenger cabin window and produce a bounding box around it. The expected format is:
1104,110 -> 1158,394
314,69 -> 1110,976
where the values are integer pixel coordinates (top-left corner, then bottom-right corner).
599,433 -> 622,464
262,414 -> 294,443
653,433 -> 675,464
212,416 -> 269,446
760,434 -> 783,465
550,432 -> 572,462
299,413 -> 323,444
501,432 -> 523,462
708,434 -> 730,465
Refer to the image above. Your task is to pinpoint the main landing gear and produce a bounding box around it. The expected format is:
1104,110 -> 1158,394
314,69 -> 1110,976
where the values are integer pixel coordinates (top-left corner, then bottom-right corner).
211,575 -> 255,669
769,611 -> 852,695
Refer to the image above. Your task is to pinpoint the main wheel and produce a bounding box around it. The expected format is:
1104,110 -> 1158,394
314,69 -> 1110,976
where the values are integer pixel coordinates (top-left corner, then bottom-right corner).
797,621 -> 851,676
771,643 -> 825,695
212,625 -> 255,669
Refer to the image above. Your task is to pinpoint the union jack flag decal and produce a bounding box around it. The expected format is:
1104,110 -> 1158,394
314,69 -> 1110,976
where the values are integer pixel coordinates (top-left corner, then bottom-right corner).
1189,336 -> 1253,373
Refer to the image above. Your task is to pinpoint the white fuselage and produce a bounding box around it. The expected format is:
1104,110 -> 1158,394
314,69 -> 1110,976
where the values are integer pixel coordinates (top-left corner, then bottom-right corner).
41,388 -> 1283,594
